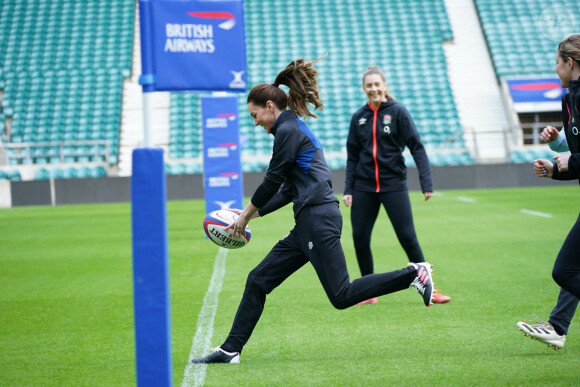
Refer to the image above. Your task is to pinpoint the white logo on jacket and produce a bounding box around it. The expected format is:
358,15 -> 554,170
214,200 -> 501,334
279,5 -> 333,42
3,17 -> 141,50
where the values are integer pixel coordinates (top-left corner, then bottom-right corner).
384,125 -> 391,134
358,118 -> 367,126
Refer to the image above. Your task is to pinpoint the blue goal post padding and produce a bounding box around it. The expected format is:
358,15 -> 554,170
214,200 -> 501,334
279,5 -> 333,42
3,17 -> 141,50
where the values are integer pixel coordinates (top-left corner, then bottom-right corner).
131,148 -> 172,387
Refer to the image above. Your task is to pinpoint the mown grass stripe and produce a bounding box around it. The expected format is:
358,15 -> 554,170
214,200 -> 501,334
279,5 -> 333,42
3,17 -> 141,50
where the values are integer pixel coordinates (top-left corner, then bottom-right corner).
520,209 -> 553,218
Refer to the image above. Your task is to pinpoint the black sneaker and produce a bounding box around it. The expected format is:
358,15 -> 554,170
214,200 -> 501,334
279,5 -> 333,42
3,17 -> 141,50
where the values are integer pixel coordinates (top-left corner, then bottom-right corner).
408,262 -> 434,307
191,347 -> 240,364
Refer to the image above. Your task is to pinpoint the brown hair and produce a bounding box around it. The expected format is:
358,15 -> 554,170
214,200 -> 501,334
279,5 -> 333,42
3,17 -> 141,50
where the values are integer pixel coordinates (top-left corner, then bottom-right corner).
558,33 -> 580,65
362,66 -> 396,101
247,55 -> 326,118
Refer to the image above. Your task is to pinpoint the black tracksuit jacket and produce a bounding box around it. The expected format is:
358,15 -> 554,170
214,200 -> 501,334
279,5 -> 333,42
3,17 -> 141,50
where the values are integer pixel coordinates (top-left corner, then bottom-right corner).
553,76 -> 580,182
344,100 -> 433,195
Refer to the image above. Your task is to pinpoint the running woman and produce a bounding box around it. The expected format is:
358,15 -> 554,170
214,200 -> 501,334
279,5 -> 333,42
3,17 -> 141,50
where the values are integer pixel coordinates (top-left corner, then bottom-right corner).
517,33 -> 580,350
343,66 -> 450,305
191,56 -> 435,364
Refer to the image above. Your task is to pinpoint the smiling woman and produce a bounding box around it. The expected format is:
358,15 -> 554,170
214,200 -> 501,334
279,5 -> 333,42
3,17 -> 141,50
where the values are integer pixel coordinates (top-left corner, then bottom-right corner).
342,65 -> 451,305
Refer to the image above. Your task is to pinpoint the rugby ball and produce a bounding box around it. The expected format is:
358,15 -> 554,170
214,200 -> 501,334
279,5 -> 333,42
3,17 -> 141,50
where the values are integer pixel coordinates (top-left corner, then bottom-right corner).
203,209 -> 251,249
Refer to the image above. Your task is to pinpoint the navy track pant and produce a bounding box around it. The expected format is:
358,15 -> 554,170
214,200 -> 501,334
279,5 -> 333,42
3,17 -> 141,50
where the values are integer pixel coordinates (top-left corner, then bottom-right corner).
221,202 -> 416,353
351,189 -> 424,276
552,213 -> 580,300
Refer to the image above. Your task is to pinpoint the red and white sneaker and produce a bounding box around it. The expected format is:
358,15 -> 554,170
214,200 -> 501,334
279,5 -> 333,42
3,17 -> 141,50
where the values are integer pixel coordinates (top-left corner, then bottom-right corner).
357,297 -> 378,305
432,289 -> 450,304
408,262 -> 434,307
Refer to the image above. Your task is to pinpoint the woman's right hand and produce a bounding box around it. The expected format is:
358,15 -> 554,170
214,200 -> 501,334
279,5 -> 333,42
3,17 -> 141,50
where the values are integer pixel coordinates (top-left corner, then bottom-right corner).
342,194 -> 353,207
540,126 -> 559,143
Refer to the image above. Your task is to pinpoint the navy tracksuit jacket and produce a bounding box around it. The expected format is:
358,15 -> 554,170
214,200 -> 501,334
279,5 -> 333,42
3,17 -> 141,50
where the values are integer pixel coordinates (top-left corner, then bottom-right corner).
344,100 -> 432,194
551,76 -> 580,300
221,110 -> 417,353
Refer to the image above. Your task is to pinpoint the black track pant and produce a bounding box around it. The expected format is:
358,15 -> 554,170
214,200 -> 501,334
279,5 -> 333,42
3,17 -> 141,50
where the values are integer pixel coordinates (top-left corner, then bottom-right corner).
552,213 -> 580,299
221,202 -> 417,353
351,189 -> 424,276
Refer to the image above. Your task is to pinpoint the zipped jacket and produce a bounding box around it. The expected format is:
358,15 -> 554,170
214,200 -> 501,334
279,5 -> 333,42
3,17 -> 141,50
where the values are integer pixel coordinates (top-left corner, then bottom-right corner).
553,76 -> 580,182
344,99 -> 432,194
252,110 -> 338,218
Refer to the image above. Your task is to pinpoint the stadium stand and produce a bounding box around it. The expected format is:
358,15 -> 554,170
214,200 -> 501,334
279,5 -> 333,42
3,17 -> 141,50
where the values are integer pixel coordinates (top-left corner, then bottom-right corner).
0,0 -> 134,180
474,0 -> 578,163
166,0 -> 472,174
474,0 -> 562,78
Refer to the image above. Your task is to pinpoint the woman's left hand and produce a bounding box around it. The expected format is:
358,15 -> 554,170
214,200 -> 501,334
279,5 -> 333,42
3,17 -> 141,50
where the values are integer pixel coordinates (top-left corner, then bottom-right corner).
230,213 -> 250,238
554,154 -> 570,172
424,191 -> 433,201
224,203 -> 260,237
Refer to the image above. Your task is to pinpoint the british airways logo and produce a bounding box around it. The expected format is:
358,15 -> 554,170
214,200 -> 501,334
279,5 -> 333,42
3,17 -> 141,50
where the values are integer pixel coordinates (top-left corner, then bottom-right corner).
207,143 -> 237,158
164,11 -> 237,53
187,11 -> 236,30
206,113 -> 236,128
208,172 -> 239,188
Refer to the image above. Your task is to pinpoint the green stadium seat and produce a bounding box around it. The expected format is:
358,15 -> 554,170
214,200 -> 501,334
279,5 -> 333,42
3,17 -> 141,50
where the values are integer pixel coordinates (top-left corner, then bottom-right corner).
34,168 -> 50,180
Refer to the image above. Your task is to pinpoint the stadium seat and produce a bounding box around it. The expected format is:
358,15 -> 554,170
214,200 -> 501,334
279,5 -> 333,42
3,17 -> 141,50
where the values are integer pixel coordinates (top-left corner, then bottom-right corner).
166,0 -> 467,171
0,0 -> 134,175
474,0 -> 560,78
34,168 -> 50,180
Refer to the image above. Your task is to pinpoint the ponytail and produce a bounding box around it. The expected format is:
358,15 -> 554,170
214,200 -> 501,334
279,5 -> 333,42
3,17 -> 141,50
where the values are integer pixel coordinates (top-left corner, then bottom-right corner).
248,55 -> 327,118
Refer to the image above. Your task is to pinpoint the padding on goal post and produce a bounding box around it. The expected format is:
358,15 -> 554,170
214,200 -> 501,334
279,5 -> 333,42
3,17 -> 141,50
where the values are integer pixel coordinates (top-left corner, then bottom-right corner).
131,148 -> 172,387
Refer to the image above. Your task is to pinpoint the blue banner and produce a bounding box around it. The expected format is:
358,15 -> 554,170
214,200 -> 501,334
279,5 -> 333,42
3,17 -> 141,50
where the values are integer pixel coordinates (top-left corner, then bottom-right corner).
139,0 -> 247,92
505,77 -> 566,113
202,95 -> 244,214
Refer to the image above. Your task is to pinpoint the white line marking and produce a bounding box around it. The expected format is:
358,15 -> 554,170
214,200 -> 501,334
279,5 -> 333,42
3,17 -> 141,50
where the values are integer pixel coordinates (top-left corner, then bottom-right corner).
432,192 -> 444,197
456,196 -> 476,203
181,247 -> 228,387
520,209 -> 553,218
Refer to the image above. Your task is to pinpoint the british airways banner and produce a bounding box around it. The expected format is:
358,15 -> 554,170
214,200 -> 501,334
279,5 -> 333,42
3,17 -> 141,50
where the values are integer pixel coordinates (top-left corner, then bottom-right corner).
139,0 -> 247,92
505,77 -> 566,113
202,95 -> 244,214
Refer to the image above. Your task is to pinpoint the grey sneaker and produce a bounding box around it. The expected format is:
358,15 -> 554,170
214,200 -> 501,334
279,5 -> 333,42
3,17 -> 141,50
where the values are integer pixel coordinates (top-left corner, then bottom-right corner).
516,316 -> 566,350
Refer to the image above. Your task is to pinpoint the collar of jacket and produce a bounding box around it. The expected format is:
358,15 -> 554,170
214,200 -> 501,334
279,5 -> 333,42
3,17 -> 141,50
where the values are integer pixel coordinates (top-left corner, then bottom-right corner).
568,76 -> 580,95
269,110 -> 295,136
363,99 -> 397,112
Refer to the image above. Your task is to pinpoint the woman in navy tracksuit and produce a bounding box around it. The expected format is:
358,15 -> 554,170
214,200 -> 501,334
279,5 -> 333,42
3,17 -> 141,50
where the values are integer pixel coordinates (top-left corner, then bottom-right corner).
343,66 -> 450,304
191,57 -> 435,364
518,34 -> 580,350
533,34 -> 580,300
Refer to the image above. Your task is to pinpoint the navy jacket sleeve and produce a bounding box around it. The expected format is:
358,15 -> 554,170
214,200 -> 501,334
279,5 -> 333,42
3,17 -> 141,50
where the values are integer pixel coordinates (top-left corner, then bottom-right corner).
344,114 -> 360,195
552,154 -> 580,180
251,124 -> 298,208
399,107 -> 433,192
257,183 -> 294,217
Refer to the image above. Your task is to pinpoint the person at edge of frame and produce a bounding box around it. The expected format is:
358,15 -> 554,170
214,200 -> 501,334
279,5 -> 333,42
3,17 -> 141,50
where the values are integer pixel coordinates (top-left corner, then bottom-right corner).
517,33 -> 580,350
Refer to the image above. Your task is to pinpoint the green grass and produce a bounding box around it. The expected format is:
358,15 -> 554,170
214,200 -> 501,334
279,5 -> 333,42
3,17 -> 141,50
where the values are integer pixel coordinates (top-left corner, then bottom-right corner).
1,186 -> 579,386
